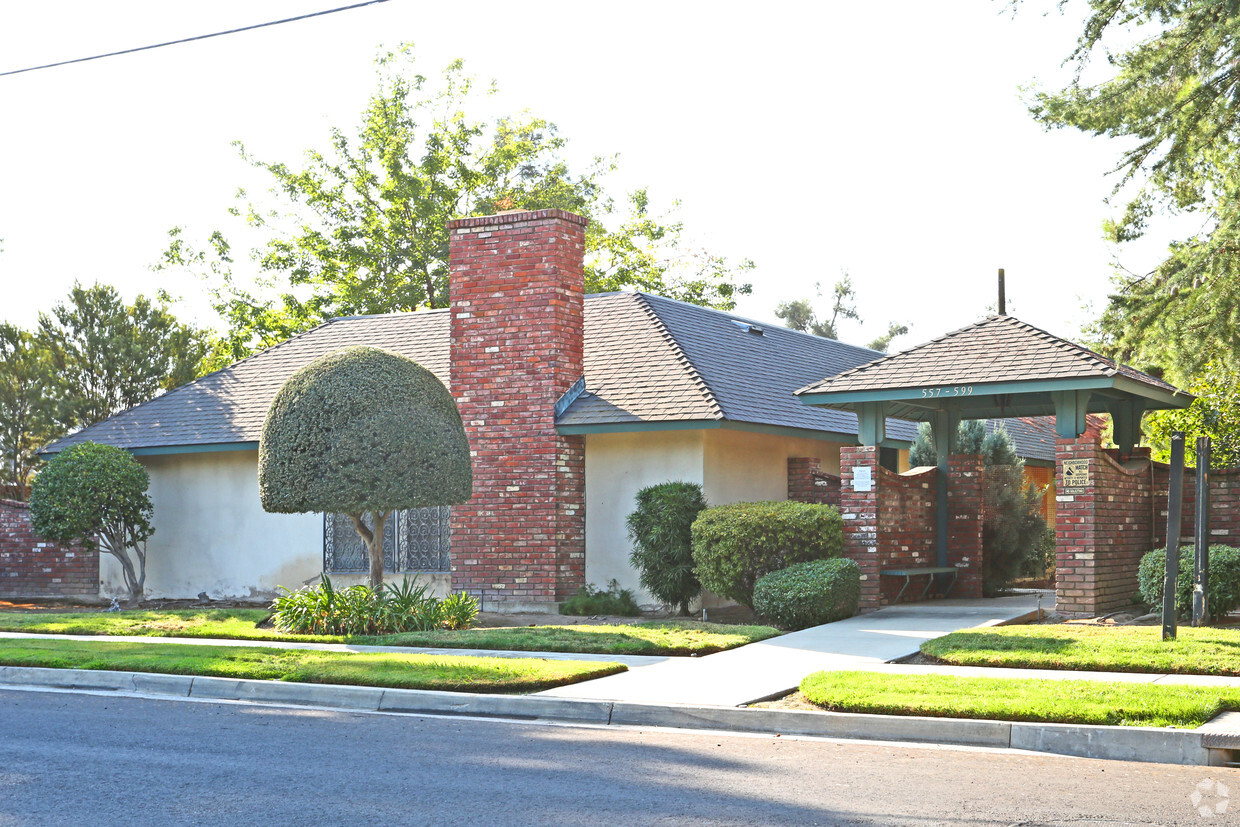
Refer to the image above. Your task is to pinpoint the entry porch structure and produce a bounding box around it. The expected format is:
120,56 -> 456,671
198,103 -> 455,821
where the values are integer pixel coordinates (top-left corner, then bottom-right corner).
796,314 -> 1192,614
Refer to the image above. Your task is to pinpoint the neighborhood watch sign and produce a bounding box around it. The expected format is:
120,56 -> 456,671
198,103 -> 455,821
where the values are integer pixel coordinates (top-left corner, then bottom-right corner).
1061,459 -> 1090,494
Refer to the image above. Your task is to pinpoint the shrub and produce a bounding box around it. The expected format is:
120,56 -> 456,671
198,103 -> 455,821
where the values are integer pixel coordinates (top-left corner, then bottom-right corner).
691,501 -> 844,609
627,481 -> 708,616
559,580 -> 641,616
29,442 -> 154,606
752,558 -> 860,630
1137,546 -> 1240,619
271,576 -> 479,635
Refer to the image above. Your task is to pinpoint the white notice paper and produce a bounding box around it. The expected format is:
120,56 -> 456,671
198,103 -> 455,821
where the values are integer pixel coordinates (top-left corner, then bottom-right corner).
853,466 -> 873,492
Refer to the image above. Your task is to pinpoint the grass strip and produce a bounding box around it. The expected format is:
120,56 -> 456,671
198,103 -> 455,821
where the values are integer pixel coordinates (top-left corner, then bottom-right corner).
800,670 -> 1240,728
0,611 -> 778,655
0,637 -> 625,693
922,624 -> 1240,676
361,621 -> 781,656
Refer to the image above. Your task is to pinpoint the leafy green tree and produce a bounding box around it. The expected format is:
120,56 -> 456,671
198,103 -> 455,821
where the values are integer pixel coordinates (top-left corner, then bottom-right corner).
626,481 -> 708,615
1026,1 -> 1240,379
36,283 -> 209,431
29,442 -> 154,605
1143,361 -> 1240,468
0,324 -> 54,498
258,346 -> 473,589
775,274 -> 906,350
163,48 -> 752,366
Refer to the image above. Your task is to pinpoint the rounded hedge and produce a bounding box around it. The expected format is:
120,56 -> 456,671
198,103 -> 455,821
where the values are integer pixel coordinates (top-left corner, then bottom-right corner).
1137,545 -> 1240,618
690,500 -> 844,609
753,558 -> 860,630
259,346 -> 473,514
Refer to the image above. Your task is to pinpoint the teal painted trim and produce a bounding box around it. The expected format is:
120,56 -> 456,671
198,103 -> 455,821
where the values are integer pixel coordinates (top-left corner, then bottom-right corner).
798,376 -> 1114,407
554,418 -> 914,448
857,402 -> 886,446
128,442 -> 259,456
1111,376 -> 1193,410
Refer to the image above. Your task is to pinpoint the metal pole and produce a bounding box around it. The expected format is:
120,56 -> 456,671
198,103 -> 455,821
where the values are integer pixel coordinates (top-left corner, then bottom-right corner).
998,269 -> 1006,315
1193,436 -> 1212,626
1163,432 -> 1186,640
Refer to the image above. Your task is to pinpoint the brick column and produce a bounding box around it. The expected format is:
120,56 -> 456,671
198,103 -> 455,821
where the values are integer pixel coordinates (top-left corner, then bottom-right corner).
788,457 -> 841,507
946,456 -> 984,599
447,209 -> 588,609
840,446 -> 881,612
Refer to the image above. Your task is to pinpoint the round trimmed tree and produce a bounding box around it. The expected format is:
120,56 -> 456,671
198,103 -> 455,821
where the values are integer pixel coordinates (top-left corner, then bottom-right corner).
258,346 -> 473,589
29,441 -> 154,606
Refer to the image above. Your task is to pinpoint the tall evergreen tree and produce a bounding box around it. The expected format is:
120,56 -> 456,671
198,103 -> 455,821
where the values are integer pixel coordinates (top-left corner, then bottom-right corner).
0,324 -> 53,497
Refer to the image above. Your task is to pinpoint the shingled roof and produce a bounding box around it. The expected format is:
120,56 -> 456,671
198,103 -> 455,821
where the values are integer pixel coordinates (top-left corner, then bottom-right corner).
798,314 -> 1180,397
46,296 -> 1068,460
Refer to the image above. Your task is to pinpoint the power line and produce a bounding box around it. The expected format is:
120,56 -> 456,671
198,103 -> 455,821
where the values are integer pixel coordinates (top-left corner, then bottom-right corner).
0,0 -> 391,78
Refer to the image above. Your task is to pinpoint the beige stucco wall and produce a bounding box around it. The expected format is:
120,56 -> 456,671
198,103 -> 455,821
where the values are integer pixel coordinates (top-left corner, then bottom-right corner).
583,430 -> 705,604
102,450 -> 324,601
583,427 -> 851,609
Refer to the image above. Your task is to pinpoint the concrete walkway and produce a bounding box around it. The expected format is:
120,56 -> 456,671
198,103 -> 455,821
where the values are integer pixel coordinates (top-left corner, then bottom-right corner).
540,593 -> 1049,706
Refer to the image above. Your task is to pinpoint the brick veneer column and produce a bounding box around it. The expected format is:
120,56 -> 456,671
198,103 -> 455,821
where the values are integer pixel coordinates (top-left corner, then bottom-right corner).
840,446 -> 881,611
946,456 -> 984,599
447,209 -> 588,608
788,457 -> 841,508
0,499 -> 99,599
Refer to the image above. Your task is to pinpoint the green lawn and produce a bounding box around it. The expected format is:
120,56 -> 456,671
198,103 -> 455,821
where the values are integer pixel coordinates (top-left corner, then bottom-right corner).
922,624 -> 1240,676
800,670 -> 1240,728
0,611 -> 778,656
0,637 -> 624,693
364,621 -> 780,656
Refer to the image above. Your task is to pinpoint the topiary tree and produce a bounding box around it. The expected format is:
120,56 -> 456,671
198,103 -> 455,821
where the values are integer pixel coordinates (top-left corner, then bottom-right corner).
626,481 -> 708,615
259,346 -> 473,589
29,441 -> 154,605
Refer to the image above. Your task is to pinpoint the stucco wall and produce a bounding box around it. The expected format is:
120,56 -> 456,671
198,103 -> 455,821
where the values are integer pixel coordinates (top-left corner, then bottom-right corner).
583,430 -> 705,603
103,450 -> 324,601
702,429 -> 844,505
584,427 -> 850,608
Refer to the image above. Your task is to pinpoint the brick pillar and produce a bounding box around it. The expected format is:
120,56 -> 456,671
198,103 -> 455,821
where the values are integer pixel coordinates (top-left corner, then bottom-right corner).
447,209 -> 588,609
840,446 -> 881,612
946,455 -> 984,598
788,457 -> 841,507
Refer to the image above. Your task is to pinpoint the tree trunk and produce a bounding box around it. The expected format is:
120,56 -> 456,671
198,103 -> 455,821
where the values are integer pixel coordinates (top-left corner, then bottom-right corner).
350,511 -> 389,591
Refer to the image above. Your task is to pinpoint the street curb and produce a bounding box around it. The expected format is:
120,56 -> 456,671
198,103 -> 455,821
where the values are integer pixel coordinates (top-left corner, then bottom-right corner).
0,667 -> 1212,766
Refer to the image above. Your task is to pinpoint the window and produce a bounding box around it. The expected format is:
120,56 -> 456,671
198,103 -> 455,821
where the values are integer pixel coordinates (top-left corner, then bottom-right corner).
323,507 -> 451,574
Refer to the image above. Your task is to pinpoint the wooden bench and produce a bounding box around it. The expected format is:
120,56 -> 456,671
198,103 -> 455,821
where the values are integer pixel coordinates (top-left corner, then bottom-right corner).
881,566 -> 957,602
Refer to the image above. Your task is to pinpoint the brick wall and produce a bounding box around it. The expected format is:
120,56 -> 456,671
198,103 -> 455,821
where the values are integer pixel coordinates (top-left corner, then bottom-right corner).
839,446 -> 881,610
447,209 -> 588,608
946,456 -> 984,599
876,466 -> 938,603
1055,437 -> 1154,615
787,457 -> 841,508
0,499 -> 99,599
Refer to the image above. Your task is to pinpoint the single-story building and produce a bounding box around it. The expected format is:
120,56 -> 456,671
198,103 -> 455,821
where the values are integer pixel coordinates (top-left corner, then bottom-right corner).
42,209 -> 1059,609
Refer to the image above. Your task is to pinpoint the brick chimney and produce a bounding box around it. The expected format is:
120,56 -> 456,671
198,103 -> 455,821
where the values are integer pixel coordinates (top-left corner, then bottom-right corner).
447,209 -> 588,609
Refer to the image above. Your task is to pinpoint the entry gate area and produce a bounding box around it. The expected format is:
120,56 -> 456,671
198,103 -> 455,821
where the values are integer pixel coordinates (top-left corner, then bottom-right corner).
793,313 -> 1194,614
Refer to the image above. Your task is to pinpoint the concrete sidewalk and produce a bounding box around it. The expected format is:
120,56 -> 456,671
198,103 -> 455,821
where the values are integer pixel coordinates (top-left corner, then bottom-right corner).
539,592 -> 1049,706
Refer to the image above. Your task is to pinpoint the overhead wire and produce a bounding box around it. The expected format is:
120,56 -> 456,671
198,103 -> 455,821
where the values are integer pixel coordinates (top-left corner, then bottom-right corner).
0,0 -> 391,78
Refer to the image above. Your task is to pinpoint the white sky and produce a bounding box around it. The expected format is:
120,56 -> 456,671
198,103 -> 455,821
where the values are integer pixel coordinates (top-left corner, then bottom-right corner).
0,0 -> 1185,349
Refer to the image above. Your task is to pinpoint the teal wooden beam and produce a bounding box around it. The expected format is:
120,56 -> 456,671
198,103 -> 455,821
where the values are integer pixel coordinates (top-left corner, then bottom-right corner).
857,402 -> 887,446
1110,398 -> 1146,455
797,376 -> 1114,407
1051,390 -> 1093,439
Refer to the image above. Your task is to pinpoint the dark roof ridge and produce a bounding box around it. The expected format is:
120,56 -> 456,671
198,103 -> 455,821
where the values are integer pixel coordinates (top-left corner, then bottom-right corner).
40,317 -> 343,454
631,294 -> 724,420
634,291 -> 888,361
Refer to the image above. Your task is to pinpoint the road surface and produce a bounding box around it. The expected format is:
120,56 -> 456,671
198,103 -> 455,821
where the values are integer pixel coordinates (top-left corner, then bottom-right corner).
0,688 -> 1233,825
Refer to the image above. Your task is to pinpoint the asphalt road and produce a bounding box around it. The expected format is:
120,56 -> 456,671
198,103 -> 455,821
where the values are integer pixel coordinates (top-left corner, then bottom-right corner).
0,687 -> 1234,826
